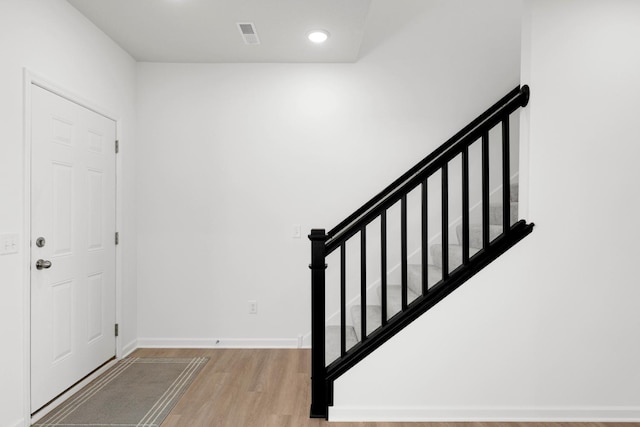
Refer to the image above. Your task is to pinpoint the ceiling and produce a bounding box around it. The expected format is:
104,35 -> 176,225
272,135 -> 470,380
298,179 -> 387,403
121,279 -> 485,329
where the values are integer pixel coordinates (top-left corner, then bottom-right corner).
66,0 -> 372,63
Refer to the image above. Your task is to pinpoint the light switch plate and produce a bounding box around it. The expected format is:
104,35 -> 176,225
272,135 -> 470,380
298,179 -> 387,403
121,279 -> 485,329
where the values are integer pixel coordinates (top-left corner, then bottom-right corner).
0,233 -> 19,255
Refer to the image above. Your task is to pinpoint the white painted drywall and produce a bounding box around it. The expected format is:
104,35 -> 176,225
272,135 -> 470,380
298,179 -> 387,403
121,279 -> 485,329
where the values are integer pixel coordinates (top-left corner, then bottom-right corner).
0,1 -> 136,425
135,0 -> 522,346
331,0 -> 640,421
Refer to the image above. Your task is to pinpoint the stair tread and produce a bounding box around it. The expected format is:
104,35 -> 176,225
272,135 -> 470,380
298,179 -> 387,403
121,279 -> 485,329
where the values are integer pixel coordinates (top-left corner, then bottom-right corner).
510,182 -> 518,202
407,264 -> 443,294
378,284 -> 418,318
456,223 -> 503,248
431,243 -> 481,271
351,305 -> 382,342
325,325 -> 358,365
489,201 -> 518,226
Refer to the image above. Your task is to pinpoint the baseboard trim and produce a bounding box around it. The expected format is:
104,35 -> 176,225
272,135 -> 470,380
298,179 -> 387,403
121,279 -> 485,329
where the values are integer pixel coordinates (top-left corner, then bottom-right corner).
9,418 -> 24,427
301,332 -> 311,348
136,337 -> 299,349
121,339 -> 138,357
328,405 -> 640,422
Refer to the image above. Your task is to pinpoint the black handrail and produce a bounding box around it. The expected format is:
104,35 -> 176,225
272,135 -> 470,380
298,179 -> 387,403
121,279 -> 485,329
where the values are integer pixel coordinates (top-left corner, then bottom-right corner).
309,85 -> 533,420
325,85 -> 529,254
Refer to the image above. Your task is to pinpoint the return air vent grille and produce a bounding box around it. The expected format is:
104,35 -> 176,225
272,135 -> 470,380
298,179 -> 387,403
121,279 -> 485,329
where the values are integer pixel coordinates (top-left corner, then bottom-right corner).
237,22 -> 260,45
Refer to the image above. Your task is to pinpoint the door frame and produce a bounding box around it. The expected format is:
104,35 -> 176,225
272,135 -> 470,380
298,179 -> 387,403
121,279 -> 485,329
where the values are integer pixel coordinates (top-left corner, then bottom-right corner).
22,69 -> 124,422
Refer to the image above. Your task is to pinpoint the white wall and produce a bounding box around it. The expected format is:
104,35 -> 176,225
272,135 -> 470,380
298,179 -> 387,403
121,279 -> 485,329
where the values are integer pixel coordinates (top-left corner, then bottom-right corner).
331,0 -> 640,421
0,1 -> 137,426
135,0 -> 522,347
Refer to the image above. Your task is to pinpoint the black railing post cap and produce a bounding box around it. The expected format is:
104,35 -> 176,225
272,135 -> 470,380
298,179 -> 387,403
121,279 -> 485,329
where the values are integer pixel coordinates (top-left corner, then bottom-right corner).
309,229 -> 328,241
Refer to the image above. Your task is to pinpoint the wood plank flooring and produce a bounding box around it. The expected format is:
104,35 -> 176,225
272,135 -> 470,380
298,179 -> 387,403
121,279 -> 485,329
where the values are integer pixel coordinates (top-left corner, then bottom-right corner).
131,348 -> 636,427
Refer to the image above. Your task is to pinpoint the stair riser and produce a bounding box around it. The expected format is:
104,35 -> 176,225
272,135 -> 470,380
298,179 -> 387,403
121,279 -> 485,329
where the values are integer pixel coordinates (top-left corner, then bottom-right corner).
456,224 -> 503,249
407,264 -> 443,295
489,202 -> 518,226
510,183 -> 518,202
325,325 -> 358,365
378,285 -> 418,319
430,244 -> 480,271
351,305 -> 382,342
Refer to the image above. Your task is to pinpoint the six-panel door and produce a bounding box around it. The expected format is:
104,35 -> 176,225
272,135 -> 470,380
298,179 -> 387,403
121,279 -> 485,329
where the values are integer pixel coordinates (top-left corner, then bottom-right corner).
30,84 -> 117,413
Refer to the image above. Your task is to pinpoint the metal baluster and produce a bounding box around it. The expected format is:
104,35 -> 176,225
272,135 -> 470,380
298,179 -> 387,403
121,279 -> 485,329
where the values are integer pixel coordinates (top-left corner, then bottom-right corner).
482,132 -> 490,249
421,179 -> 429,295
502,118 -> 511,235
401,195 -> 408,310
381,211 -> 388,325
462,146 -> 470,265
340,243 -> 346,357
360,228 -> 367,341
441,164 -> 449,280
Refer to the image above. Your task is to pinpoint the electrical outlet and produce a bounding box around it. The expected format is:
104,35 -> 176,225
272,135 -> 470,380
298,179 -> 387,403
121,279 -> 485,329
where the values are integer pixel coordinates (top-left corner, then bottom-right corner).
248,300 -> 258,314
292,224 -> 301,239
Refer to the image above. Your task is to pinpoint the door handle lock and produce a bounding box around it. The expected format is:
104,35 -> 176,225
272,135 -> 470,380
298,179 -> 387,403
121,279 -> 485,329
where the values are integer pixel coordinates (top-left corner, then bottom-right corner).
36,259 -> 52,270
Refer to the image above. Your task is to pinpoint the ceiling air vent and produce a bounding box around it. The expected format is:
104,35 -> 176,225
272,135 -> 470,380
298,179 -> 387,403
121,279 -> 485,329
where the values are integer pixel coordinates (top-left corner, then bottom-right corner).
237,22 -> 260,45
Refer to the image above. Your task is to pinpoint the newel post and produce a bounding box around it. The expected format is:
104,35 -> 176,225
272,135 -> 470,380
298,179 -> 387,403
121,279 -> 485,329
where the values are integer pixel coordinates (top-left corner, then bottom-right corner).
309,229 -> 328,419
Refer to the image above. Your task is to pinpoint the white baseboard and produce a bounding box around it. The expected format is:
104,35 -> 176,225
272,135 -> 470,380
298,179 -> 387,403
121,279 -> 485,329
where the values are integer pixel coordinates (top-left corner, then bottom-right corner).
300,332 -> 311,348
136,337 -> 299,349
8,419 -> 24,427
121,339 -> 138,357
329,405 -> 640,422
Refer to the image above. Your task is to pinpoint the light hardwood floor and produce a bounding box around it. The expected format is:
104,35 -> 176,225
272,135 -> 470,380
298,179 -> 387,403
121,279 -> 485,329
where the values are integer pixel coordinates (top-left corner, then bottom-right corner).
131,348 -> 636,427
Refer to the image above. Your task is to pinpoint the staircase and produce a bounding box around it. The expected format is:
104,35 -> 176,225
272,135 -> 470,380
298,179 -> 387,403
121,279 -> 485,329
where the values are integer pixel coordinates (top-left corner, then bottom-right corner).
308,85 -> 534,419
325,180 -> 520,364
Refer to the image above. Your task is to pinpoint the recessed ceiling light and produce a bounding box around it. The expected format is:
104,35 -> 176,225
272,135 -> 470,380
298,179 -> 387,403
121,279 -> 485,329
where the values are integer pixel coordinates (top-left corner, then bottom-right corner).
307,30 -> 329,44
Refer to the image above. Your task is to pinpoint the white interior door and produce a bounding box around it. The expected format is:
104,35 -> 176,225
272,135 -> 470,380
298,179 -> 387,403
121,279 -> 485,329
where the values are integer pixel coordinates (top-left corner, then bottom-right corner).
30,84 -> 117,413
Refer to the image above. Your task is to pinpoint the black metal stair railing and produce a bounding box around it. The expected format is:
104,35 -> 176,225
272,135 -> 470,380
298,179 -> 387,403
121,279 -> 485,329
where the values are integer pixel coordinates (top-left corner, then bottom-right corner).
308,85 -> 534,419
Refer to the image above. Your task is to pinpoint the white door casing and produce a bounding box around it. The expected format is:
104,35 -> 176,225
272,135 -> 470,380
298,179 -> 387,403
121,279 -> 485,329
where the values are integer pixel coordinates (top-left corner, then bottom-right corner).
30,84 -> 117,412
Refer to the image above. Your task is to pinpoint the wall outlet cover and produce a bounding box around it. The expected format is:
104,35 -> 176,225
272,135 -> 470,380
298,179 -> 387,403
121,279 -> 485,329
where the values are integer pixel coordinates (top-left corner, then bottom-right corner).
248,300 -> 258,314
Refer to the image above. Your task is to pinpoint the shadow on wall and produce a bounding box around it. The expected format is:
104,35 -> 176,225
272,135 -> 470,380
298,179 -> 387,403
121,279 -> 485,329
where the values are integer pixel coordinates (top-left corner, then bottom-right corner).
358,0 -> 433,59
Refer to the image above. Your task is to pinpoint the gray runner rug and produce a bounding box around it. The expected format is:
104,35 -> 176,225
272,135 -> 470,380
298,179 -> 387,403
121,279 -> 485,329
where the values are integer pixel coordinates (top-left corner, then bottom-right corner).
34,357 -> 208,427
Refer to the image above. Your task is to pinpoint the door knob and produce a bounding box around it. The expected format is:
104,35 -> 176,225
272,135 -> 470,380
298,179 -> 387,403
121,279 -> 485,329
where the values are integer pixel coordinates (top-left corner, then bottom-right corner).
36,259 -> 52,270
